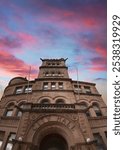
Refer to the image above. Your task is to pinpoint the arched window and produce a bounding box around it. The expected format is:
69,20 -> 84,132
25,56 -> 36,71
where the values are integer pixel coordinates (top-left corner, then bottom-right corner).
16,103 -> 25,117
41,99 -> 50,104
5,103 -> 14,117
92,103 -> 102,116
80,102 -> 90,117
56,99 -> 65,104
45,72 -> 49,76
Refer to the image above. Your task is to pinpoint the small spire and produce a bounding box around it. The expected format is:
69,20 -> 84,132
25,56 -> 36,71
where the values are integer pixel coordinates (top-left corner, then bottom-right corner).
40,58 -> 43,61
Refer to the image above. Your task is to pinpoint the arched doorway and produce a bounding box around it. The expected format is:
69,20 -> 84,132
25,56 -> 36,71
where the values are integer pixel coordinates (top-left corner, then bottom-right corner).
39,134 -> 68,150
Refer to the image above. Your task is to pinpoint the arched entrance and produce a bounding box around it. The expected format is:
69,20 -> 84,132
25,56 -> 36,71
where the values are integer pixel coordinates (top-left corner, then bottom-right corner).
39,134 -> 68,150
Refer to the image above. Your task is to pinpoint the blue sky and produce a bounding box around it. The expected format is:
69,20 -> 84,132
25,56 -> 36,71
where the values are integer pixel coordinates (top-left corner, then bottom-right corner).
0,0 -> 107,102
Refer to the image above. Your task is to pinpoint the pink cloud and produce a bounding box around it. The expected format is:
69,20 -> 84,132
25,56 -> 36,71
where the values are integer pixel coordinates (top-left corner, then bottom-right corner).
17,32 -> 37,45
0,36 -> 21,49
0,50 -> 37,79
89,65 -> 106,72
36,2 -> 106,31
0,32 -> 38,55
88,57 -> 107,72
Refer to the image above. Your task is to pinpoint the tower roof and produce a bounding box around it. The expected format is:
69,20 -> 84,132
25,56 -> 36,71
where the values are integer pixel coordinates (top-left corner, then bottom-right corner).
40,58 -> 68,61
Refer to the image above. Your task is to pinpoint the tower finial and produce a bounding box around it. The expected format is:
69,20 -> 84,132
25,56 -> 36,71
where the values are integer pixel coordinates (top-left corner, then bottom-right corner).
40,58 -> 43,61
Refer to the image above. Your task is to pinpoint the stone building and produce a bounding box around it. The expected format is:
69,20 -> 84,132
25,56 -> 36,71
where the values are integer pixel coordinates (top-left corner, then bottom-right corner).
0,58 -> 107,150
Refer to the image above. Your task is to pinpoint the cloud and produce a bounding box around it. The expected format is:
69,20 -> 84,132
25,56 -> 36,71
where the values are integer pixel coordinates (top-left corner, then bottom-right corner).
88,56 -> 107,72
94,78 -> 107,81
0,36 -> 22,49
0,50 -> 37,78
0,32 -> 38,55
17,32 -> 38,45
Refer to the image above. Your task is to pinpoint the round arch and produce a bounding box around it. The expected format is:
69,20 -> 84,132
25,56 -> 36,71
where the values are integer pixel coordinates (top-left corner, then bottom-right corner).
54,96 -> 68,104
24,114 -> 85,149
4,100 -> 16,107
39,133 -> 68,150
37,96 -> 52,103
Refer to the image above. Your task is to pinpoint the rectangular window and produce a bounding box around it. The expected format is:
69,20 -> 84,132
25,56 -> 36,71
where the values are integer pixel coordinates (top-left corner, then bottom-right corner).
43,82 -> 48,90
58,82 -> 63,89
15,86 -> 23,94
84,86 -> 91,94
93,133 -> 106,150
51,82 -> 56,90
24,85 -> 32,93
5,133 -> 16,150
5,109 -> 13,117
45,72 -> 49,76
0,131 -> 5,148
74,84 -> 81,91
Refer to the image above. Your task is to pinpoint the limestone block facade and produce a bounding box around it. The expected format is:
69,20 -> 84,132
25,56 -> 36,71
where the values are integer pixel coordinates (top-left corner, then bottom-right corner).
0,58 -> 107,150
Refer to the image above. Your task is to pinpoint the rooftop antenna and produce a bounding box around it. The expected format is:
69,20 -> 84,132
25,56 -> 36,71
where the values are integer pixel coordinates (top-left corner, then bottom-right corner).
26,66 -> 31,102
68,63 -> 80,101
75,66 -> 80,101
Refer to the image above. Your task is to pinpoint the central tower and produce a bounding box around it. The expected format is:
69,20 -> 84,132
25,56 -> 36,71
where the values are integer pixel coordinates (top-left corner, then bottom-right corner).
38,58 -> 69,79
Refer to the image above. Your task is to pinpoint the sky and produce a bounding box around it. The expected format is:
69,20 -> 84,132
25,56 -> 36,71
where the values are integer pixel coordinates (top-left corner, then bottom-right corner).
0,0 -> 107,103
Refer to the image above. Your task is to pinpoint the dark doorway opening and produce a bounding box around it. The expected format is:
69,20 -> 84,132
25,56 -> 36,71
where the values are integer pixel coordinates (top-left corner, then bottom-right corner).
39,134 -> 68,150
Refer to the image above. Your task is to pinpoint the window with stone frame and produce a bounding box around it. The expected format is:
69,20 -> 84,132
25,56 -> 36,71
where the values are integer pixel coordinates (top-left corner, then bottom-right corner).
24,85 -> 32,93
43,82 -> 49,90
80,102 -> 90,117
58,71 -> 61,76
52,63 -> 55,66
93,133 -> 106,150
51,82 -> 56,90
15,86 -> 23,94
92,103 -> 102,116
51,72 -> 56,76
5,133 -> 16,150
58,82 -> 64,89
84,86 -> 91,94
74,84 -> 82,92
45,71 -> 49,76
5,103 -> 14,117
0,131 -> 5,149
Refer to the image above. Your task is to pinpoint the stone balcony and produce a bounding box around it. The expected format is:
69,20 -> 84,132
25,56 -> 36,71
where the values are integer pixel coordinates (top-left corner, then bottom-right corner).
20,103 -> 76,113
